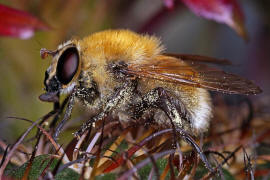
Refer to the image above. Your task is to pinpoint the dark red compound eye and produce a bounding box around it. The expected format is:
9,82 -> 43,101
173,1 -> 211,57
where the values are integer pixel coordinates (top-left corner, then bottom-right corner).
56,47 -> 79,85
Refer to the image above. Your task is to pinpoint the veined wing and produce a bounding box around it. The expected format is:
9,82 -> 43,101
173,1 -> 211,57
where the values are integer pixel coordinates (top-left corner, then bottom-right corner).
124,55 -> 261,95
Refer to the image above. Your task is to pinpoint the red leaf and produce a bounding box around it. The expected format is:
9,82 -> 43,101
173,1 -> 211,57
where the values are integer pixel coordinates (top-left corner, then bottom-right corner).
181,0 -> 248,40
0,4 -> 50,39
103,145 -> 141,173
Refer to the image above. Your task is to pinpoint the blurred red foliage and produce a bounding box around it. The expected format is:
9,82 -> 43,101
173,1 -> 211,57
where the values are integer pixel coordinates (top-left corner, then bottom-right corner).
161,0 -> 247,39
181,0 -> 248,39
0,4 -> 49,39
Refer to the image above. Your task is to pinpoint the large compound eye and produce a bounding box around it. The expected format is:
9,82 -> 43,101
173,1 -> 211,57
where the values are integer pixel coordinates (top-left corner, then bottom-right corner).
56,47 -> 79,85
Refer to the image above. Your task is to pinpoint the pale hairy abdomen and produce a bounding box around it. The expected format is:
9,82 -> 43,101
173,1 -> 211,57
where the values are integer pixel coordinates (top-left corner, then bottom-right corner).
138,79 -> 212,133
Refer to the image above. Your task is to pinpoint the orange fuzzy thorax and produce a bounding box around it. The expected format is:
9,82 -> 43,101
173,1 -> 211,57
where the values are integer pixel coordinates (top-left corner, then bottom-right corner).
78,29 -> 164,67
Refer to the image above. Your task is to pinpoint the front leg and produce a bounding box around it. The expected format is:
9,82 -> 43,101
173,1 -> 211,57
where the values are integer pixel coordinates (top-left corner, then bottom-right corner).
52,73 -> 99,140
53,91 -> 76,140
74,80 -> 137,137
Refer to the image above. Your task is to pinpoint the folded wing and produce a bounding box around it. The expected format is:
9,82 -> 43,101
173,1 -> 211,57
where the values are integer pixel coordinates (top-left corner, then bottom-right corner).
125,55 -> 262,95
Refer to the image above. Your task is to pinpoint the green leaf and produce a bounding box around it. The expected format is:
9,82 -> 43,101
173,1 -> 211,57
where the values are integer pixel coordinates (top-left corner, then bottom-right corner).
221,168 -> 235,180
95,173 -> 116,180
138,158 -> 167,180
55,168 -> 80,180
6,154 -> 80,180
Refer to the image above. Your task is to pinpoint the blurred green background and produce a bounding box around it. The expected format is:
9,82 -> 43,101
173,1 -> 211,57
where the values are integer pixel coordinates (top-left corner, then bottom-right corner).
0,0 -> 269,142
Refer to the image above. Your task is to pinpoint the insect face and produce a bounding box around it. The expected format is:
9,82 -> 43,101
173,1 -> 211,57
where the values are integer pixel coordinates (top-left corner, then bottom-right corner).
40,42 -> 80,102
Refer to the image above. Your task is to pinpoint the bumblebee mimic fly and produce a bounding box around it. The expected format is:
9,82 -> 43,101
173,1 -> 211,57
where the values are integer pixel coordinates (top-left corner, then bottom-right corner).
39,29 -> 262,139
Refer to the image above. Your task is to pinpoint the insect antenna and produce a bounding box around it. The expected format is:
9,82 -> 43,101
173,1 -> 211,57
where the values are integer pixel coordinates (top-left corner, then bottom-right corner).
40,48 -> 58,59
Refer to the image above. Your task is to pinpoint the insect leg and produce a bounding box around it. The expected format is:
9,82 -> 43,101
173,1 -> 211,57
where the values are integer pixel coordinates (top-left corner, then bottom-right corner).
53,93 -> 75,140
74,80 -> 137,137
134,87 -> 191,130
36,96 -> 68,140
49,96 -> 70,129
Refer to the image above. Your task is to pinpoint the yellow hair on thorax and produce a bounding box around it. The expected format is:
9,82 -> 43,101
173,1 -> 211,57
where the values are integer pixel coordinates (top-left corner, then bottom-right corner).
75,29 -> 165,97
78,29 -> 164,68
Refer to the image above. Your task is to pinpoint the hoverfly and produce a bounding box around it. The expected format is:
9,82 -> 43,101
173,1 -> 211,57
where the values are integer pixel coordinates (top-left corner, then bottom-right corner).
39,30 -> 262,139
